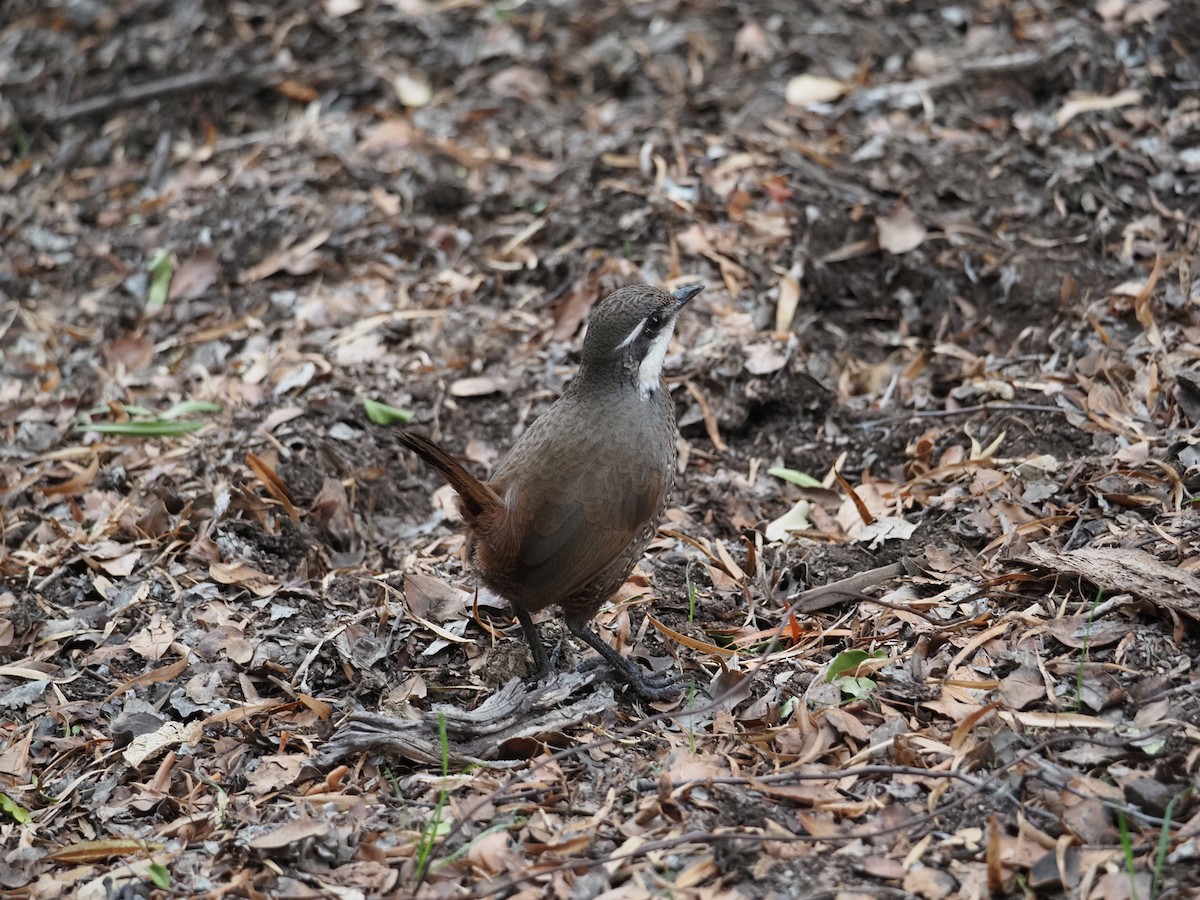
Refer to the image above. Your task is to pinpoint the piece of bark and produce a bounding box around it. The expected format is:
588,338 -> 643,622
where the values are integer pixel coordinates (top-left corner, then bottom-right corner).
317,670 -> 614,767
1014,546 -> 1200,617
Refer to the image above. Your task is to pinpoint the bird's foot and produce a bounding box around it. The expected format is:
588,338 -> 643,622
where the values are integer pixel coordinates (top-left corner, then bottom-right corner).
566,621 -> 692,702
571,655 -> 687,701
626,667 -> 689,702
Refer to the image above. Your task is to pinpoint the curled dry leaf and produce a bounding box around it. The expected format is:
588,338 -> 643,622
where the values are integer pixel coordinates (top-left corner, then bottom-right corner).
357,119 -> 417,158
775,267 -> 802,333
209,560 -> 278,598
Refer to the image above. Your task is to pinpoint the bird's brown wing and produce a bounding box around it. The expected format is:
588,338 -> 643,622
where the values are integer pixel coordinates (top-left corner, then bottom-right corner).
504,458 -> 667,611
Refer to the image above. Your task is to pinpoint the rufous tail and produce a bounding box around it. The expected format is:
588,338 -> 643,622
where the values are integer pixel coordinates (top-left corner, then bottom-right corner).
398,432 -> 501,520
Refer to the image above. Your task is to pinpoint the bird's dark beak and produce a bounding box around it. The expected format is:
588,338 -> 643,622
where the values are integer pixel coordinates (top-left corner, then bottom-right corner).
671,283 -> 705,309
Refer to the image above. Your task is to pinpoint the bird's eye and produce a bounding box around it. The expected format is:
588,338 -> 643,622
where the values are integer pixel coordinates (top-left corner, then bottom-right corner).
646,311 -> 665,332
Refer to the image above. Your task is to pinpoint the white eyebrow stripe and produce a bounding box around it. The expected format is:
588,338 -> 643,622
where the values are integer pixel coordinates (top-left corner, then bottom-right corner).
616,318 -> 646,350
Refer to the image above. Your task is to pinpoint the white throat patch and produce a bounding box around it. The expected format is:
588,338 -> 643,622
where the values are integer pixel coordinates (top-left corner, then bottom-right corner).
637,327 -> 673,399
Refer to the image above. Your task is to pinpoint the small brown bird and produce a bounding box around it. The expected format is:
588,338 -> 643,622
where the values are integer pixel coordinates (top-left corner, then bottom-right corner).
399,283 -> 703,699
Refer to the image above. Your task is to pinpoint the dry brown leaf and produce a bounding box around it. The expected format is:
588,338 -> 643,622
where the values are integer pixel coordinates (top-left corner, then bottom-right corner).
210,560 -> 279,597
237,229 -> 332,285
248,817 -> 333,850
129,615 -> 177,662
646,613 -> 733,657
169,248 -> 220,301
49,839 -> 164,863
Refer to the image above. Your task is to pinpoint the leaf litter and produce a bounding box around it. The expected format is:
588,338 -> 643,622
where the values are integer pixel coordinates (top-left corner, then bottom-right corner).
1,0 -> 1199,897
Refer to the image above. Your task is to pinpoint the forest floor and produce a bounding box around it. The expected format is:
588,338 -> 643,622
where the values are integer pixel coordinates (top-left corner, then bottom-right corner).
2,0 -> 1199,897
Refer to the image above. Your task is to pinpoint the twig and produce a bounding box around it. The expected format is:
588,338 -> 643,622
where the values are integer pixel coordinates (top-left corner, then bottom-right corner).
855,402 -> 1066,429
848,36 -> 1078,111
792,560 -> 910,613
40,62 -> 284,125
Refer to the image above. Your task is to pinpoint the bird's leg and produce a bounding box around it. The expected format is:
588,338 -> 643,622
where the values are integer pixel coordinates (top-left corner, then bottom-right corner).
512,605 -> 554,681
566,620 -> 684,701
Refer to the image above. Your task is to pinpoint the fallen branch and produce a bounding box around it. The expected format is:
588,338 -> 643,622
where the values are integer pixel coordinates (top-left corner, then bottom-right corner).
317,670 -> 615,767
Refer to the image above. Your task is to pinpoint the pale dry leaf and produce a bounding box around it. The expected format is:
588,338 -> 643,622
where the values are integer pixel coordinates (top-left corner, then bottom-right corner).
487,66 -> 549,101
734,21 -> 779,62
1054,89 -> 1141,128
765,499 -> 811,543
995,665 -> 1047,711
369,185 -> 402,216
775,267 -> 802,333
91,546 -> 141,578
244,754 -> 308,796
103,335 -> 155,371
323,0 -> 362,15
466,832 -> 521,876
876,202 -> 927,254
210,560 -> 278,598
249,818 -> 333,850
358,119 -> 416,157
393,72 -> 432,108
743,340 -> 789,375
1113,441 -> 1149,465
122,720 -> 202,768
238,229 -> 332,285
450,376 -> 516,397
404,572 -> 471,622
785,74 -> 849,106
129,615 -> 177,662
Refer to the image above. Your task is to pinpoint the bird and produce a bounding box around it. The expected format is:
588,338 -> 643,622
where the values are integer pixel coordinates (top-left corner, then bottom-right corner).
398,282 -> 704,700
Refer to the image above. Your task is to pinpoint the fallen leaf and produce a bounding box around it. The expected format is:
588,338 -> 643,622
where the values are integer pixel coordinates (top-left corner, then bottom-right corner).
122,720 -> 202,767
785,74 -> 849,106
393,72 -> 432,108
169,248 -> 220,301
1055,89 -> 1141,128
876,201 -> 927,254
744,340 -> 789,375
487,66 -> 549,101
734,22 -> 779,62
765,500 -> 812,543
